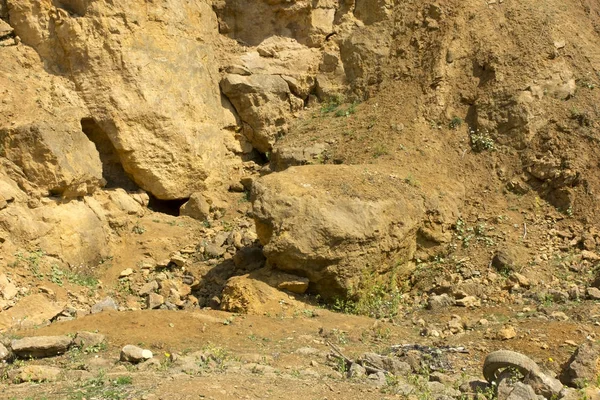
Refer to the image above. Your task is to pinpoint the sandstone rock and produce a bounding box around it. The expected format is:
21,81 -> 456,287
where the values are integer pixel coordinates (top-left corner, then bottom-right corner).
497,326 -> 517,340
120,345 -> 153,364
73,331 -> 106,349
560,341 -> 600,388
586,287 -> 600,300
233,247 -> 266,271
8,365 -> 62,383
427,294 -> 455,310
147,293 -> 165,309
492,250 -> 515,273
0,342 -> 11,361
119,268 -> 134,278
91,297 -> 118,314
348,362 -> 367,378
7,0 -> 239,200
11,335 -> 72,358
270,144 -> 330,171
277,277 -> 310,294
109,189 -> 143,215
180,193 -> 211,220
252,165 -> 459,300
220,73 -> 293,153
138,280 -> 159,296
455,296 -> 481,308
0,294 -> 64,331
0,273 -> 17,300
220,272 -> 307,315
359,353 -> 411,375
170,253 -> 186,268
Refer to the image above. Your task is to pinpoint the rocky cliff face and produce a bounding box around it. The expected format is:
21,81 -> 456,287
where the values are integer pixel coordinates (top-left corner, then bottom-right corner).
1,0 -> 600,306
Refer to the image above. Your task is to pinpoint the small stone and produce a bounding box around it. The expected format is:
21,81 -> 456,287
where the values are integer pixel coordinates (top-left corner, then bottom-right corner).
586,287 -> 600,300
427,293 -> 455,310
510,273 -> 531,288
205,244 -> 226,259
120,345 -> 153,363
0,274 -> 18,300
11,335 -> 73,358
565,340 -> 578,347
348,362 -> 366,378
209,296 -> 221,309
138,280 -> 159,296
74,331 -> 106,348
147,293 -> 164,309
497,325 -> 517,340
492,250 -> 515,273
91,297 -> 118,314
277,278 -> 309,294
38,286 -> 55,296
455,295 -> 481,308
0,343 -> 10,361
119,268 -> 134,278
8,365 -> 62,383
554,40 -> 566,49
560,341 -> 600,387
447,316 -> 464,334
550,311 -> 569,321
582,250 -> 600,261
170,253 -> 186,267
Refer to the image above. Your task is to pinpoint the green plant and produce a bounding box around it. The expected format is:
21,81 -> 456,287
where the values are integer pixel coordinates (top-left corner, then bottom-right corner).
132,222 -> 145,235
469,128 -> 495,152
115,376 -> 132,385
373,144 -> 389,158
404,174 -> 420,187
449,116 -> 463,130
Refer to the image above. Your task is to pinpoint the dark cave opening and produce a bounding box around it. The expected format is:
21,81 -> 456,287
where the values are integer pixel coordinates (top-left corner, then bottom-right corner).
147,195 -> 188,216
81,118 -> 139,191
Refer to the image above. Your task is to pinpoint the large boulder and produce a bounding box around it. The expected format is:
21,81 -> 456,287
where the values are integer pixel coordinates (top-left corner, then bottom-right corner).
0,44 -> 103,197
220,73 -> 293,153
251,165 -> 459,300
6,0 -> 240,200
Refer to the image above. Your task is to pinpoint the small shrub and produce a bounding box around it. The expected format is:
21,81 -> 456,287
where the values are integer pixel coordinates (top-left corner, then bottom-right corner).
449,116 -> 463,130
469,128 -> 495,152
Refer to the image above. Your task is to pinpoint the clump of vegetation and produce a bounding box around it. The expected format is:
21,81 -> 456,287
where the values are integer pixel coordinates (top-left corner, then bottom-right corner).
469,127 -> 495,152
331,265 -> 408,319
334,102 -> 358,118
449,116 -> 463,130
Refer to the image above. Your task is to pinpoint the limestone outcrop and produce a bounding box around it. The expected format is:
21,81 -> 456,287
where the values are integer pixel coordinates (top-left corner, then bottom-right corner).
251,164 -> 462,300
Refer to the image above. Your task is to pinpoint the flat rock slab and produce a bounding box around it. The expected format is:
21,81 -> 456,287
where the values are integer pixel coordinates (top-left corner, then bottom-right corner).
0,294 -> 65,332
73,331 -> 106,348
8,365 -> 62,383
11,335 -> 73,358
121,345 -> 153,363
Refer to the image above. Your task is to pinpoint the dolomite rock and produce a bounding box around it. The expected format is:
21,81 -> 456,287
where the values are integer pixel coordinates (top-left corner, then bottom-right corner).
6,0 -> 241,200
251,164 -> 461,300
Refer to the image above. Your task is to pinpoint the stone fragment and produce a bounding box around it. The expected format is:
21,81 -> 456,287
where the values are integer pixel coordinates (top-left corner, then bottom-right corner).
586,287 -> 600,300
11,335 -> 73,358
120,345 -> 153,363
0,294 -> 64,331
560,341 -> 600,388
0,342 -> 10,361
91,297 -> 118,314
119,268 -> 134,278
8,365 -> 62,383
180,192 -> 211,220
0,274 -> 18,300
427,293 -> 455,310
170,253 -> 186,267
138,280 -> 159,296
455,295 -> 481,307
496,326 -> 517,340
147,293 -> 164,309
359,353 -> 411,375
277,277 -> 309,294
492,250 -> 515,272
73,331 -> 106,348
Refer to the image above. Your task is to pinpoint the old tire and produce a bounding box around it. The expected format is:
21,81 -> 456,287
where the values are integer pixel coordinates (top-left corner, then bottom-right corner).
483,350 -> 540,383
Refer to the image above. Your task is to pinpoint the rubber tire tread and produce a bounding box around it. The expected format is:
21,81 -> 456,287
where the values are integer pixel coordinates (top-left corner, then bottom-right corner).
483,350 -> 540,383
